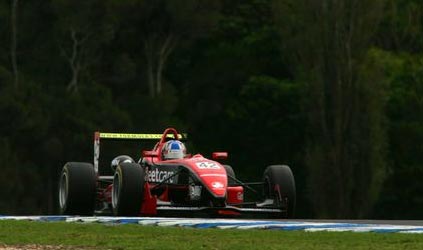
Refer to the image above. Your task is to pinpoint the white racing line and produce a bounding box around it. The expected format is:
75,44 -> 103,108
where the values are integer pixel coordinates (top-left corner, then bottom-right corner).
1,216 -> 423,233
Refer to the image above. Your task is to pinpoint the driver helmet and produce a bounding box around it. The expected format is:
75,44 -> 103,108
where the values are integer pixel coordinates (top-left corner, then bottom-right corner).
162,140 -> 186,160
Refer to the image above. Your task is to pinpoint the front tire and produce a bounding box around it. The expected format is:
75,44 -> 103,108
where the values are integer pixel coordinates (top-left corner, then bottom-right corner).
59,162 -> 96,215
112,162 -> 145,216
223,165 -> 236,186
263,165 -> 296,218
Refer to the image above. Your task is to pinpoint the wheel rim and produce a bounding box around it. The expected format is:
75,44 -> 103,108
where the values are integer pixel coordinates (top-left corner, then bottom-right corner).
59,172 -> 68,209
112,171 -> 120,209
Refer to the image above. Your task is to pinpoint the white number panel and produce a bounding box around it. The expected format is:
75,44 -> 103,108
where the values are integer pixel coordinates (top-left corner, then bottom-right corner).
195,161 -> 220,169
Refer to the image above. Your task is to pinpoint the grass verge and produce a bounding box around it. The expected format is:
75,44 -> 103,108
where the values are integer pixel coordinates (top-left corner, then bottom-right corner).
0,220 -> 422,250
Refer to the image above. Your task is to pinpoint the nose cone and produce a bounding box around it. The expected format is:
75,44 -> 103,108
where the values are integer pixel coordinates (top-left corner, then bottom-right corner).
185,156 -> 228,198
201,175 -> 227,197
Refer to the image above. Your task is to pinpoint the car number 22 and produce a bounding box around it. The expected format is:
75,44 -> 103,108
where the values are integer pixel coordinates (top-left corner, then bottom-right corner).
195,162 -> 220,169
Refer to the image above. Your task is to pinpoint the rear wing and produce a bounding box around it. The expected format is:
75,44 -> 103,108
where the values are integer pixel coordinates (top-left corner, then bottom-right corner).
93,132 -> 187,175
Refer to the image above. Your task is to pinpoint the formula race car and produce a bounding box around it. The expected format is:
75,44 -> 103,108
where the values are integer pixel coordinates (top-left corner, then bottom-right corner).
58,128 -> 296,218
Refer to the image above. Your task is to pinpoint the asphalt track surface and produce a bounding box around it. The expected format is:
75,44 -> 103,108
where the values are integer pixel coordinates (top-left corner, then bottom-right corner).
1,216 -> 423,233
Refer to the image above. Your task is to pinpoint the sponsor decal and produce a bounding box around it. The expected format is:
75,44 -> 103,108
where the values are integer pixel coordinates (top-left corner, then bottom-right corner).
147,168 -> 176,183
212,182 -> 224,189
237,191 -> 244,201
93,139 -> 100,173
99,133 -> 184,140
195,161 -> 221,169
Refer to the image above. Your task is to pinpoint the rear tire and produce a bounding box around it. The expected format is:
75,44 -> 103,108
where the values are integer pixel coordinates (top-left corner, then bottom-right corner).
112,162 -> 145,216
223,165 -> 236,186
263,165 -> 296,218
59,162 -> 96,215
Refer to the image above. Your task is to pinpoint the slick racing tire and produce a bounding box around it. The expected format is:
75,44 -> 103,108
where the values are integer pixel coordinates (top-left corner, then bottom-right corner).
59,162 -> 96,215
223,165 -> 236,186
263,165 -> 296,218
112,162 -> 145,216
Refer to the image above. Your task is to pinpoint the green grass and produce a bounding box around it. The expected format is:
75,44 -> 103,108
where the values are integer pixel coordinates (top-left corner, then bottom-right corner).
0,220 -> 422,250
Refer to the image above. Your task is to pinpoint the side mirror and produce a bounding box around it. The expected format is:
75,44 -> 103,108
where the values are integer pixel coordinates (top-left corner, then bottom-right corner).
212,152 -> 228,160
142,150 -> 158,158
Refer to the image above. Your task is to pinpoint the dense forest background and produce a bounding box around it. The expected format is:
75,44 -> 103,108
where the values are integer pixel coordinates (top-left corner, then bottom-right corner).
0,0 -> 422,219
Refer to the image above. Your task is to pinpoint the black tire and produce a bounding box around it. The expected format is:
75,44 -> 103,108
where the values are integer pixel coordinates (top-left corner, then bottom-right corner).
59,162 -> 96,215
263,165 -> 296,218
112,162 -> 145,216
223,165 -> 236,186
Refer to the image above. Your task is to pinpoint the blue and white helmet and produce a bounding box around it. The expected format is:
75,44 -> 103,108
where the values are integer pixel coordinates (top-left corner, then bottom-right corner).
162,140 -> 186,160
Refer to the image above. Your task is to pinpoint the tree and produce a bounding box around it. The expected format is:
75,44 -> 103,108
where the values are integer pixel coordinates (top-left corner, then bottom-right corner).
52,0 -> 116,93
10,0 -> 19,88
273,0 -> 388,218
376,0 -> 423,52
372,50 -> 423,219
370,0 -> 423,219
110,0 -> 220,98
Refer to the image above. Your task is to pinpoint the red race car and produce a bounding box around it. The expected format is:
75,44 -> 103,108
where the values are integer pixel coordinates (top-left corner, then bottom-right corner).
58,128 -> 296,218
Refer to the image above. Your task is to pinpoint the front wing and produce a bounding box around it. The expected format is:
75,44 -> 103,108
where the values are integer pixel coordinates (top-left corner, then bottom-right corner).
155,202 -> 287,218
